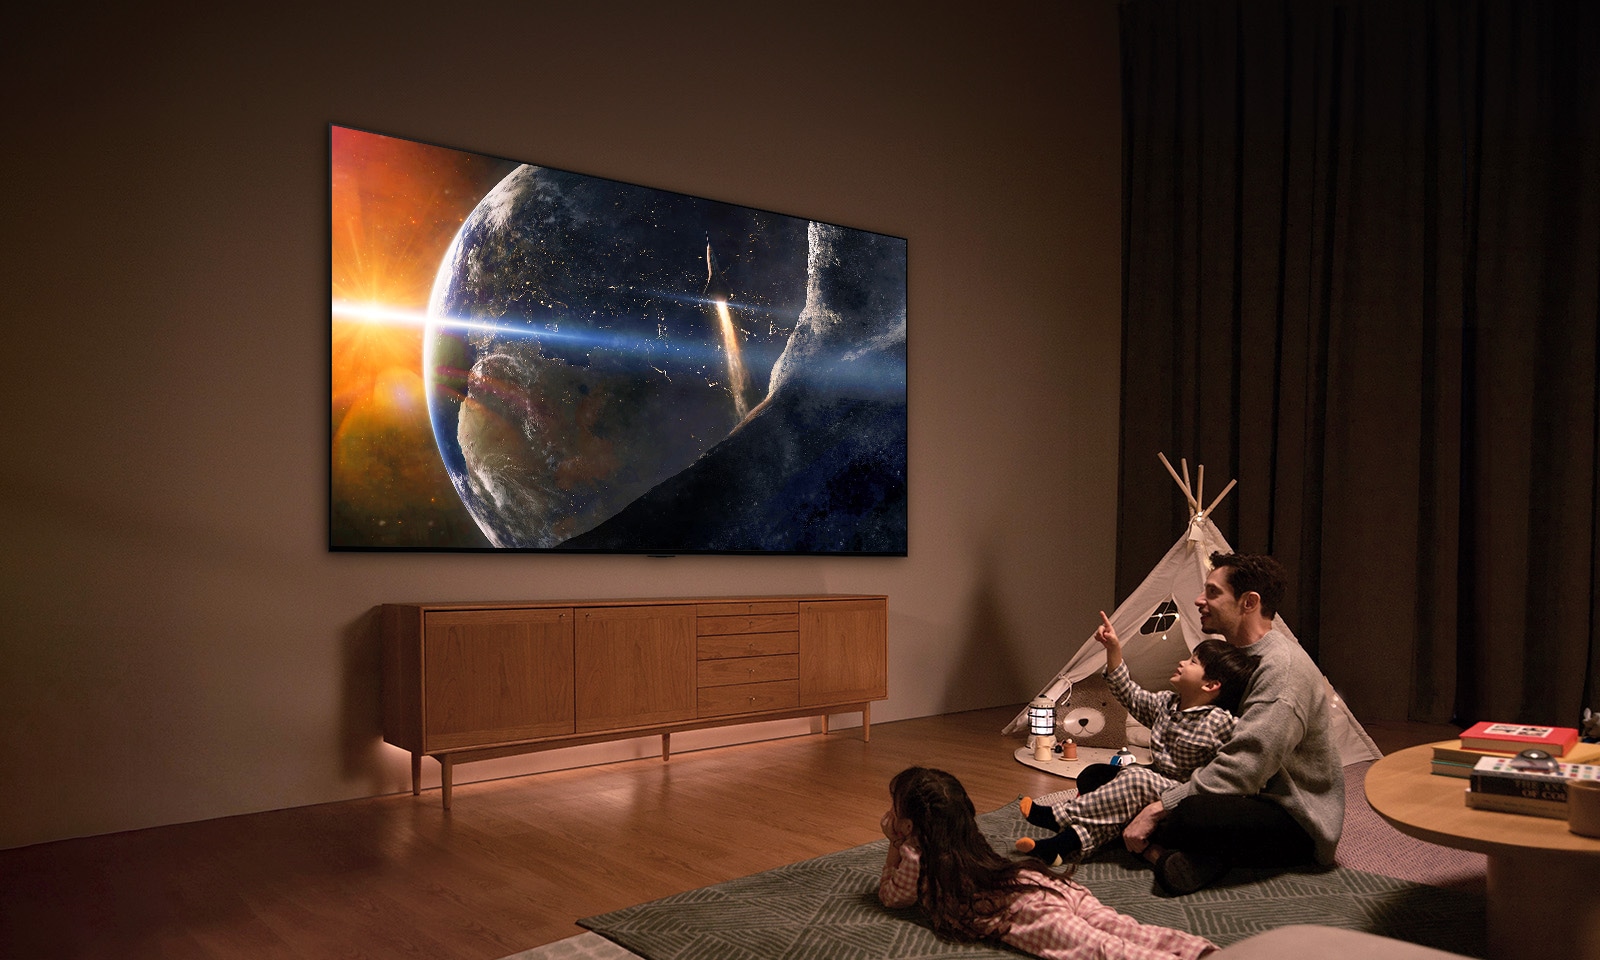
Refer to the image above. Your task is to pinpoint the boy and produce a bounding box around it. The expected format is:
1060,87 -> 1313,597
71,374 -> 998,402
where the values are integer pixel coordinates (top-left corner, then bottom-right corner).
1016,611 -> 1258,865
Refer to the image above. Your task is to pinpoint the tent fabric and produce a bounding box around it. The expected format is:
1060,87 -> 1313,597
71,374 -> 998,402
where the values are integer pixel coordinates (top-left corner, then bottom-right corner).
1004,513 -> 1383,767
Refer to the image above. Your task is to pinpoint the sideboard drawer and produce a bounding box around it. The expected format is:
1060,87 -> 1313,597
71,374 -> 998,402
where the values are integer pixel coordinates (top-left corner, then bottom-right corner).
697,654 -> 799,688
697,613 -> 800,636
696,600 -> 800,618
698,679 -> 800,718
697,631 -> 800,660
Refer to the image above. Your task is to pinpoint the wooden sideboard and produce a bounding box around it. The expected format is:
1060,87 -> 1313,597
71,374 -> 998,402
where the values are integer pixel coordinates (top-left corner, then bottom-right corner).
381,595 -> 888,808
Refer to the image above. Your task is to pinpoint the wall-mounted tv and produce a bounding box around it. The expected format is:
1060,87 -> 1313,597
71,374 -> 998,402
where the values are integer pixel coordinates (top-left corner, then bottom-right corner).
330,125 -> 907,555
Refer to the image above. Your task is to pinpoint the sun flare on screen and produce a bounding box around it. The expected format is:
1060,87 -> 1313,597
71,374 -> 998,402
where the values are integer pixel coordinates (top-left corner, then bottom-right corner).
328,126 -> 514,547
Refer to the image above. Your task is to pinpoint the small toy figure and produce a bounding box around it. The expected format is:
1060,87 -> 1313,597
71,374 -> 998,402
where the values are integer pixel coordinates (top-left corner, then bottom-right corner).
1052,737 -> 1081,760
1581,707 -> 1600,743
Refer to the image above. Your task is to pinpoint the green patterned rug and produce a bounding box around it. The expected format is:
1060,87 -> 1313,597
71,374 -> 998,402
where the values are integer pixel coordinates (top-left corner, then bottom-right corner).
579,799 -> 1485,960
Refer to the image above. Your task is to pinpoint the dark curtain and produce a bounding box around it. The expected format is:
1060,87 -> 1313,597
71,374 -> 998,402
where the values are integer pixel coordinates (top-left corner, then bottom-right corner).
1116,0 -> 1600,724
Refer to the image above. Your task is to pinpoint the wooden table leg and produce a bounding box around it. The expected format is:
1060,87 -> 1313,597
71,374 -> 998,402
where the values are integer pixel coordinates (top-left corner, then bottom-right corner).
411,752 -> 421,796
821,714 -> 830,735
440,755 -> 453,812
862,703 -> 871,742
662,733 -> 671,762
1487,850 -> 1600,960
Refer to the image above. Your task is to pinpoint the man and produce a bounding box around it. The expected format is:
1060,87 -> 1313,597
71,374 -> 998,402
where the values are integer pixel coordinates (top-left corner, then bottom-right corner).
1122,552 -> 1344,895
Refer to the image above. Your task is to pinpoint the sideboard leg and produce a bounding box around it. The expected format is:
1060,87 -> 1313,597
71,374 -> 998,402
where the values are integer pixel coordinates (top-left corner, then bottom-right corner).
820,714 -> 831,735
662,733 -> 671,762
440,755 -> 453,811
411,752 -> 422,795
862,703 -> 871,742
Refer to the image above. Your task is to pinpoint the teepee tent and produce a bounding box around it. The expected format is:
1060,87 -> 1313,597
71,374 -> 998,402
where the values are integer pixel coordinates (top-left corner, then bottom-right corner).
1003,455 -> 1382,767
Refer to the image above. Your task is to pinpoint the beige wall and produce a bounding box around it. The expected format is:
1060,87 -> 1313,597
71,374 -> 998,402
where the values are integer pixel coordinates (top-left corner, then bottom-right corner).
0,2 -> 1123,849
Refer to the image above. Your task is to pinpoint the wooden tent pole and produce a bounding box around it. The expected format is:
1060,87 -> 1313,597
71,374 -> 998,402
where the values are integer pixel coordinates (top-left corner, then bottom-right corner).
1158,452 -> 1199,511
1202,478 -> 1237,517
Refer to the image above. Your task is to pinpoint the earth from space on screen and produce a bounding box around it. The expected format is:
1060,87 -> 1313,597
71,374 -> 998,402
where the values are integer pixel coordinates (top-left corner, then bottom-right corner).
425,164 -> 907,553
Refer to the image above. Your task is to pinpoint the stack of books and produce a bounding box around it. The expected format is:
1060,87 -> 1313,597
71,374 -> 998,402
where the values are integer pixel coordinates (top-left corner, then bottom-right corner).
1430,722 -> 1593,778
1465,754 -> 1600,818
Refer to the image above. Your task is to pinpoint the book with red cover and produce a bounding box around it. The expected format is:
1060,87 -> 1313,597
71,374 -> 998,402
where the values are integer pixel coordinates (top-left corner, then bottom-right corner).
1459,721 -> 1580,756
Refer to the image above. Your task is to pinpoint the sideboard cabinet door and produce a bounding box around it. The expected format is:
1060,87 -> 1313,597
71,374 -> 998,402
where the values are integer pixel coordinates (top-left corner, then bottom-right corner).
799,599 -> 888,706
423,608 -> 575,751
575,604 -> 697,733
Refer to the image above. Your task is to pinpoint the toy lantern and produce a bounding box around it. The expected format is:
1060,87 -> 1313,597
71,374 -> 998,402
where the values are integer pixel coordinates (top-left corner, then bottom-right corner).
1028,696 -> 1056,737
1028,696 -> 1057,760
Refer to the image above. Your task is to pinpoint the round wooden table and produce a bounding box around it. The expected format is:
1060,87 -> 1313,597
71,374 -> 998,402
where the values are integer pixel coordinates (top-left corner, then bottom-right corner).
1364,744 -> 1600,960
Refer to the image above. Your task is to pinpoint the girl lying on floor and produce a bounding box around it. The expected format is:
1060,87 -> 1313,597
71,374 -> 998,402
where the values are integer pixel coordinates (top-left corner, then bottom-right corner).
878,766 -> 1216,960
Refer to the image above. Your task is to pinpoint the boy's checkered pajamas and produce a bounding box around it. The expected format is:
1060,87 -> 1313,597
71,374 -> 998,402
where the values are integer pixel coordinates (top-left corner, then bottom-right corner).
1034,661 -> 1235,856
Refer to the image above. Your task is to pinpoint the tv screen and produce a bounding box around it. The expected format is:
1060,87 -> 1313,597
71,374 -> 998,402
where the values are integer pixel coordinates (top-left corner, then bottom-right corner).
330,125 -> 907,554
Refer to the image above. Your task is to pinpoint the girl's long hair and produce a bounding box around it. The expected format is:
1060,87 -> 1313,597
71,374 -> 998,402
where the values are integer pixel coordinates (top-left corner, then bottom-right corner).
889,766 -> 1063,942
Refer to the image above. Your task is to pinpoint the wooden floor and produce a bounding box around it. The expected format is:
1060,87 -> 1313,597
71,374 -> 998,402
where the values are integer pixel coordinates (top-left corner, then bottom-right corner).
0,706 -> 1457,960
